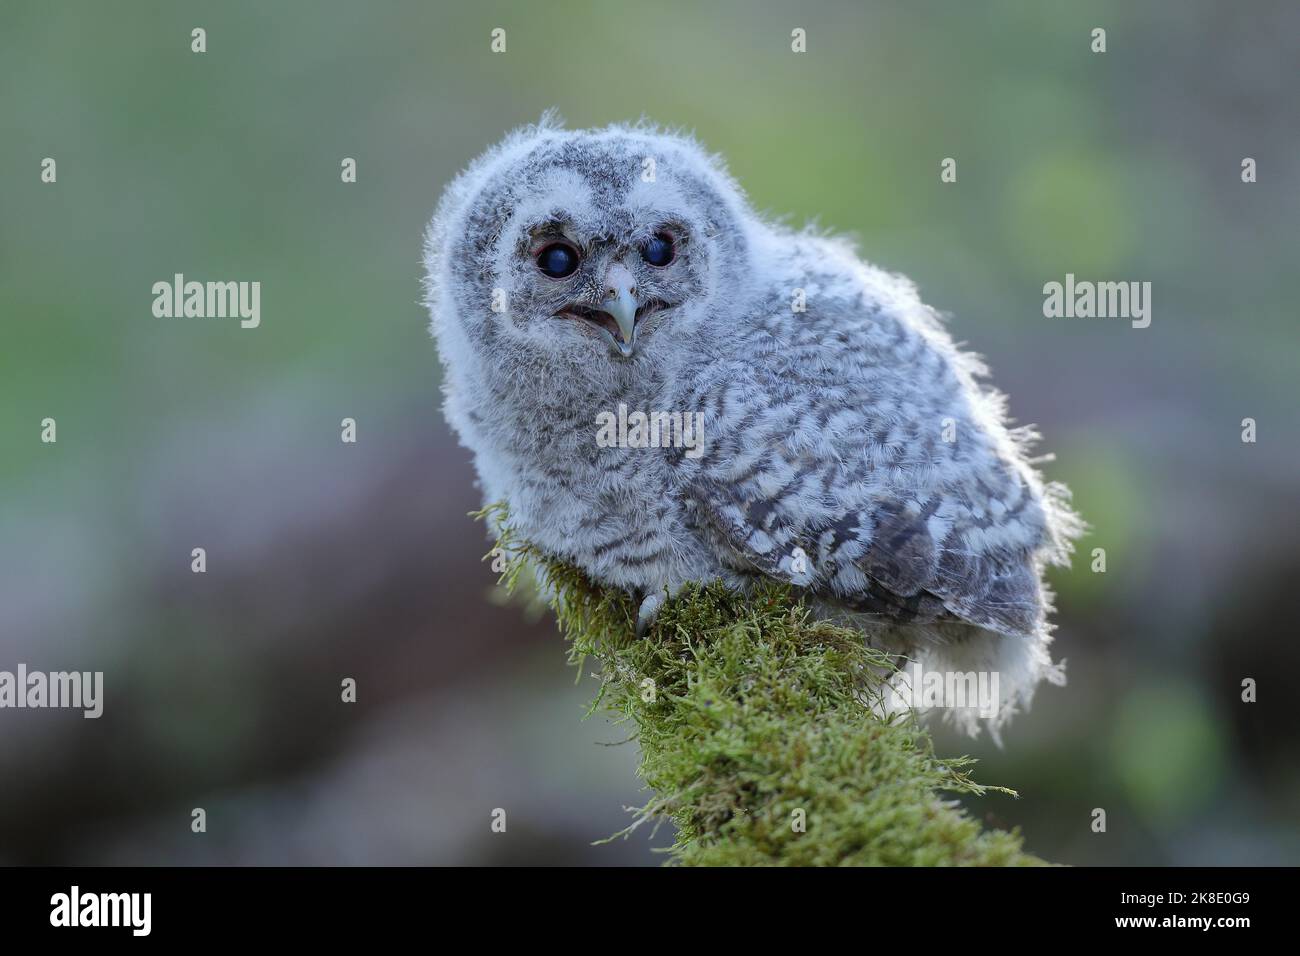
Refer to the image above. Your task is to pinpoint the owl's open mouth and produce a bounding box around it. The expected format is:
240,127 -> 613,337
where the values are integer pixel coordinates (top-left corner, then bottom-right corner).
557,299 -> 675,355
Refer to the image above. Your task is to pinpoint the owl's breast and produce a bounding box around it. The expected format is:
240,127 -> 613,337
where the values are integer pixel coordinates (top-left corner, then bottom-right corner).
491,425 -> 722,595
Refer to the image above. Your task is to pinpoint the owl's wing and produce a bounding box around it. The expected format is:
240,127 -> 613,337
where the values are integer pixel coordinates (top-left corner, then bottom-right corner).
684,268 -> 1069,637
690,472 -> 1044,637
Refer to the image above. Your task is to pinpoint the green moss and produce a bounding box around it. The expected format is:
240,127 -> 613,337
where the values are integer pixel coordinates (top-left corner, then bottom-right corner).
479,504 -> 1048,866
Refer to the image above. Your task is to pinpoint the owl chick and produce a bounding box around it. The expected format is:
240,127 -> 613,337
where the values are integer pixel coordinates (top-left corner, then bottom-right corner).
423,116 -> 1082,737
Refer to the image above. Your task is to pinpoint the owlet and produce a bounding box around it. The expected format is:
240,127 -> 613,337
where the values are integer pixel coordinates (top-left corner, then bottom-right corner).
423,116 -> 1082,737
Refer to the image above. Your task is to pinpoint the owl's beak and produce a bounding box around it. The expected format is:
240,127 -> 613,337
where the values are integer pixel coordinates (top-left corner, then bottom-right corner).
601,264 -> 639,357
556,264 -> 650,357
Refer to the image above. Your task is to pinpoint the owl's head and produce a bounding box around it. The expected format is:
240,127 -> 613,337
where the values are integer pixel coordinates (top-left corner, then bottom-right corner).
425,116 -> 758,374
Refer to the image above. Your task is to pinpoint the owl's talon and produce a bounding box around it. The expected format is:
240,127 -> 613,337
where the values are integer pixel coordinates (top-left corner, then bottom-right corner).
636,591 -> 666,638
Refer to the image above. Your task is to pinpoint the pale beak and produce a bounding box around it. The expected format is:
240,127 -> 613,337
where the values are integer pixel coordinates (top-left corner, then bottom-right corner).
602,263 -> 639,357
555,262 -> 653,357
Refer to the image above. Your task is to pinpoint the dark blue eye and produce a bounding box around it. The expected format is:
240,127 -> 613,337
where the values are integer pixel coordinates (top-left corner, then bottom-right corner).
536,242 -> 579,278
640,233 -> 675,267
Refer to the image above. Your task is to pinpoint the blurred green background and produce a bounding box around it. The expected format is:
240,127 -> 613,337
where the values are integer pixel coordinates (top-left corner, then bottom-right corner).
1,0 -> 1297,864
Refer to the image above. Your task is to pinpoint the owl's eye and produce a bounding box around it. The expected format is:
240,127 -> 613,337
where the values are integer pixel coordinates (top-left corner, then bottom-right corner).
536,242 -> 580,279
640,233 -> 675,267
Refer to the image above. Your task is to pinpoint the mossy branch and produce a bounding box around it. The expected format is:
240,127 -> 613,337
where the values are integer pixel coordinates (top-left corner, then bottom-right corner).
478,503 -> 1048,866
